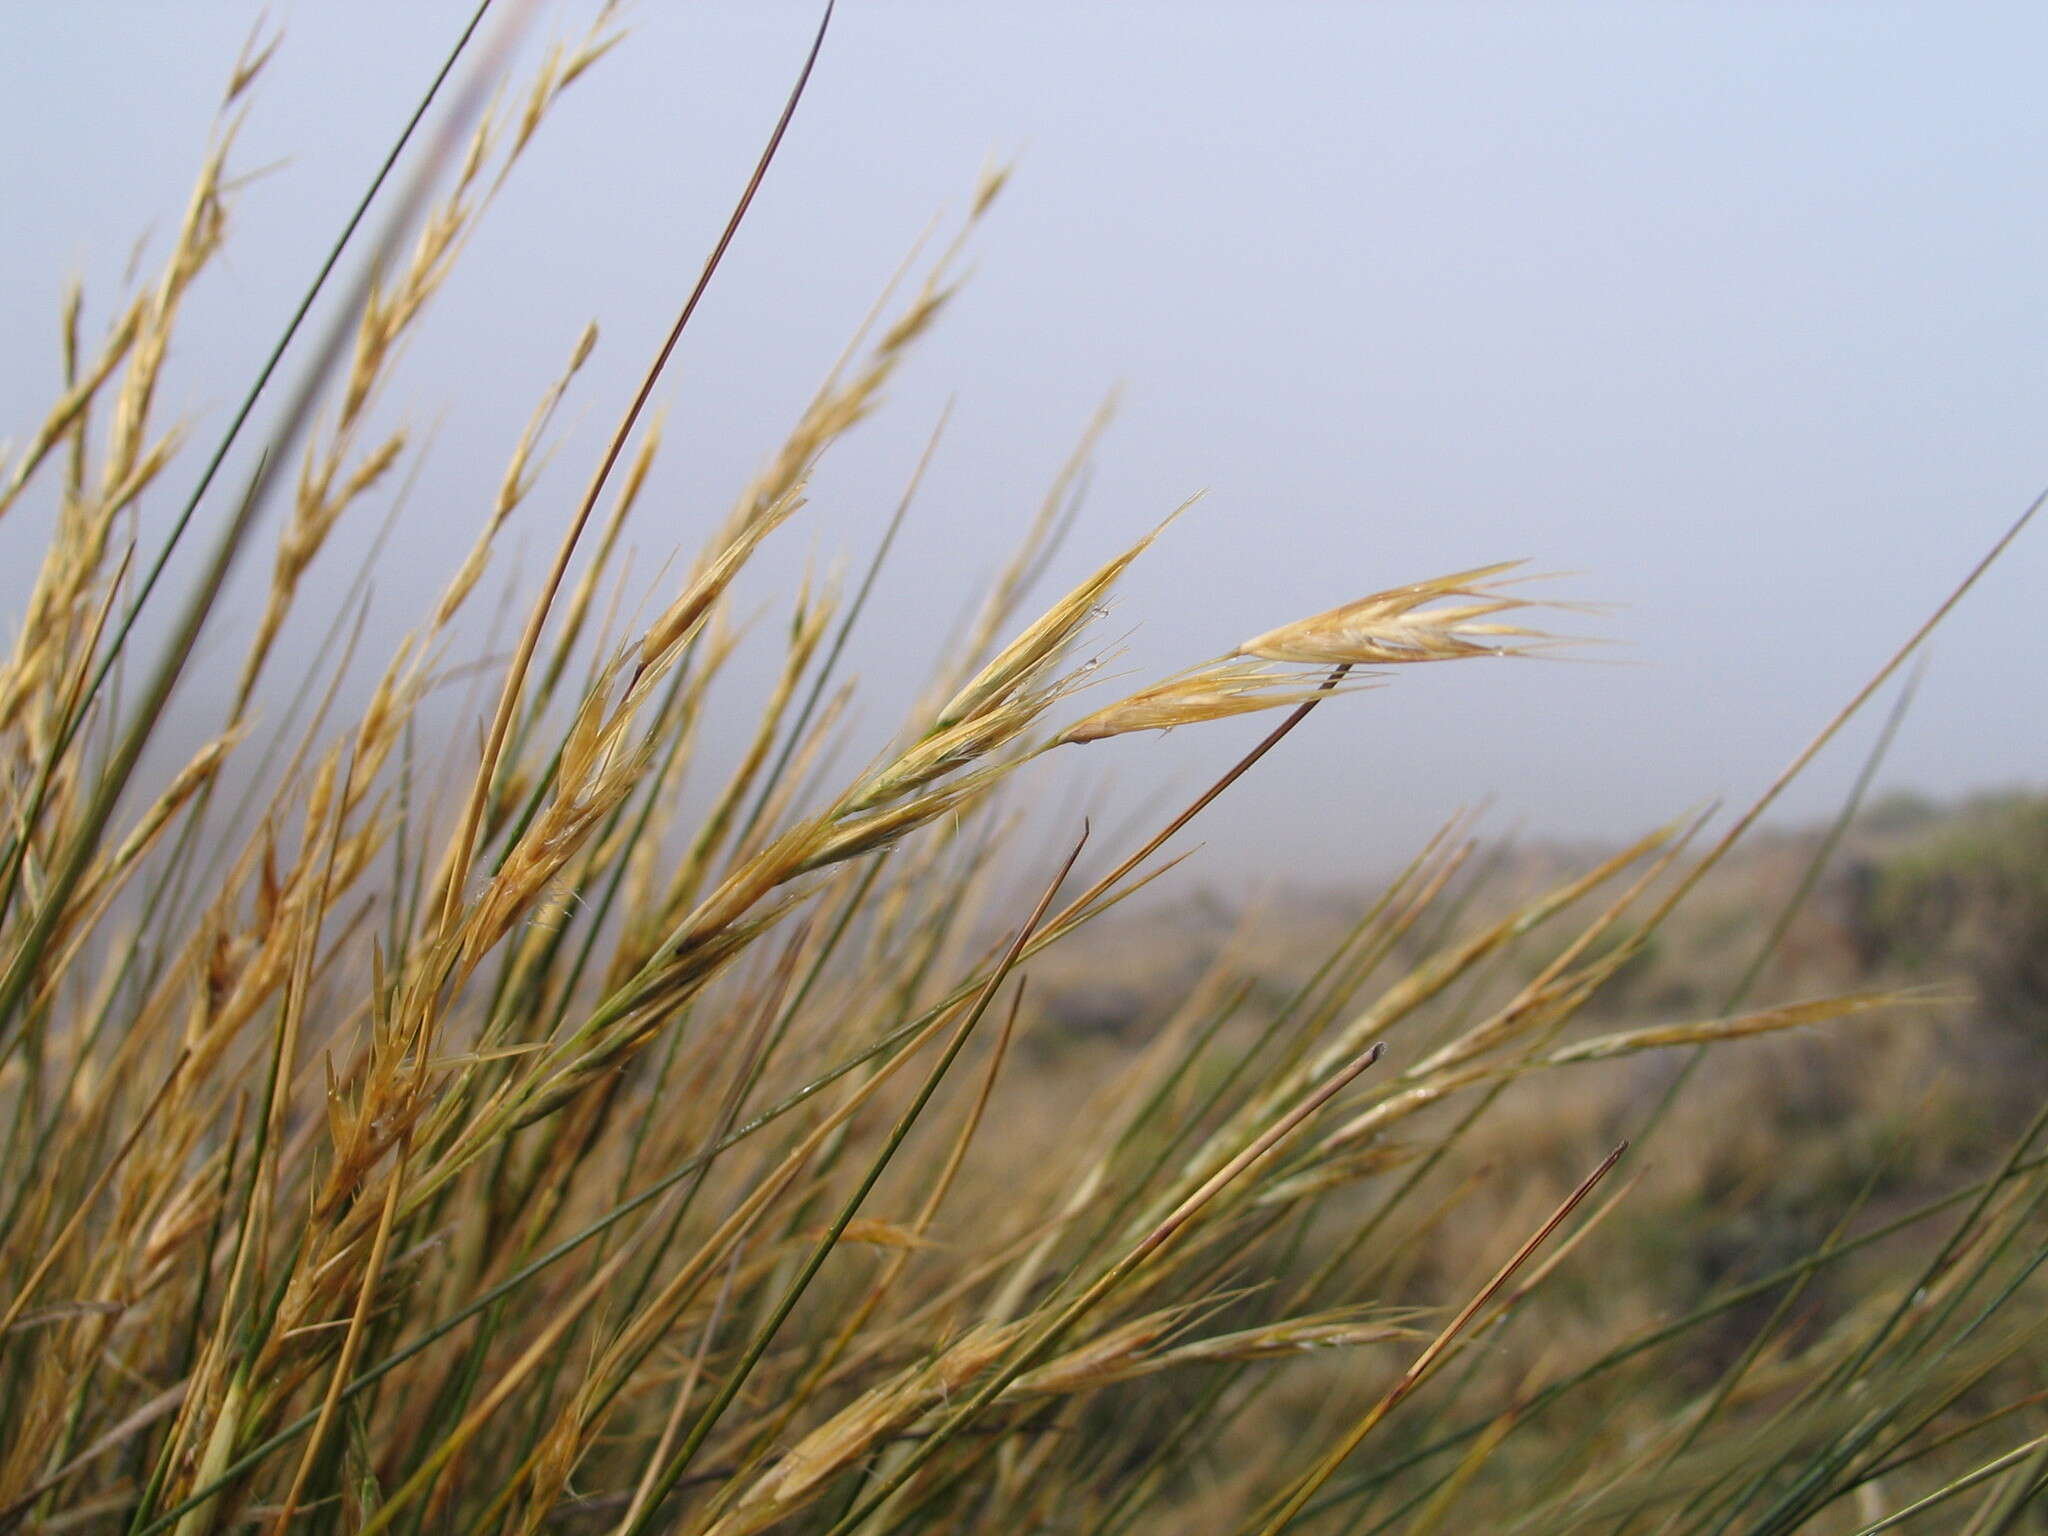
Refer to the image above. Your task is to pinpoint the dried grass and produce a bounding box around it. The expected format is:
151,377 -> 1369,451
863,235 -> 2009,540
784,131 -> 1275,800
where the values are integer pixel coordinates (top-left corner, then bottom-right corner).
0,15 -> 2042,1536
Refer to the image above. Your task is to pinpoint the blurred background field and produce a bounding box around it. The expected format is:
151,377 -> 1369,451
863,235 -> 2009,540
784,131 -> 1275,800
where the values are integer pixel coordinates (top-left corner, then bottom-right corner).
984,786 -> 2048,1526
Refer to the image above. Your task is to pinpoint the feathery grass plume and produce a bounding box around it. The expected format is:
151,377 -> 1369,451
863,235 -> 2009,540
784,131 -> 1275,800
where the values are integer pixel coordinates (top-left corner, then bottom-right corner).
240,49 -> 612,712
1537,986 -> 1948,1065
1054,658 -> 1378,745
705,1307 -> 1410,1532
0,294 -> 146,524
1239,558 -> 1588,666
1002,1303 -> 1418,1398
923,391 -> 1113,709
929,502 -> 1185,734
435,322 -> 601,633
1051,558 -> 1587,749
1302,984 -> 1930,1174
0,132 -> 231,743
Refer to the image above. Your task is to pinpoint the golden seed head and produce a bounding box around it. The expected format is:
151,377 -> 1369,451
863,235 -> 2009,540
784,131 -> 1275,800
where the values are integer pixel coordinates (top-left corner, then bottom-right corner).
1238,560 -> 1587,667
1054,660 -> 1375,745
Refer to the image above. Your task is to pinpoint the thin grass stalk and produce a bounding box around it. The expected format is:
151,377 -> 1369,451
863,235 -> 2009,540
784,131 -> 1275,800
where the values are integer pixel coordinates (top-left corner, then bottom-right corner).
1847,1426 -> 2048,1536
727,403 -> 948,858
0,1 -> 495,938
434,0 -> 836,941
749,982 -> 1028,1474
1860,1385 -> 2048,1492
1967,1437 -> 2048,1536
1633,1133 -> 1916,1536
0,1049 -> 188,1339
1252,1144 -> 1629,1535
1295,1145 -> 2048,1528
1732,1108 -> 2048,1535
264,1138 -> 409,1534
0,6 -> 528,1072
1492,676 -> 1933,1536
42,18 -> 2042,1532
616,826 -> 1088,1534
820,1041 -> 1390,1536
1621,490 -> 2046,1157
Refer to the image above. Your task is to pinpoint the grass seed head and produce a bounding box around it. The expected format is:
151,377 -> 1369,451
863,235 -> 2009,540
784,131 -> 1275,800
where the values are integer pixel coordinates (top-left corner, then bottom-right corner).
1054,659 -> 1375,745
934,506 -> 1183,731
1239,560 -> 1587,666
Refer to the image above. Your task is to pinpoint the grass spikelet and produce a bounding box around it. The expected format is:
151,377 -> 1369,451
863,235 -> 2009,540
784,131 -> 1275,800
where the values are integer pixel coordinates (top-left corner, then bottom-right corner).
842,690 -> 1046,813
1540,987 -> 1948,1065
801,767 -> 1005,875
1238,559 -> 1589,666
1145,1309 -> 1424,1369
434,322 -> 600,632
1054,659 -> 1377,745
932,502 -> 1186,733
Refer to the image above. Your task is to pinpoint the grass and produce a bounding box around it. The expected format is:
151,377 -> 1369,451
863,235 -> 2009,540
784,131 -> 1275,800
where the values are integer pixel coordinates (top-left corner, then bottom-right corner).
2,9 -> 2046,1534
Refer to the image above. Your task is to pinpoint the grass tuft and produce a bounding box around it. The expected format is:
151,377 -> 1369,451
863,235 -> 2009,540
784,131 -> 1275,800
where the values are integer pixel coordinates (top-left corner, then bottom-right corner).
2,14 -> 2045,1536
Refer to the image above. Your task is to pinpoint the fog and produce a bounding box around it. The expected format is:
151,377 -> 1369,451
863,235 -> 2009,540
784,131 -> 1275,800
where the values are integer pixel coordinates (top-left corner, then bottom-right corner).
5,2 -> 2045,884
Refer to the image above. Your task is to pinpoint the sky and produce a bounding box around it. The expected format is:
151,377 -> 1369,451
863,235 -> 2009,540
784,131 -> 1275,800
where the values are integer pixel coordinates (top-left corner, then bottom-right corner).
4,2 -> 2046,885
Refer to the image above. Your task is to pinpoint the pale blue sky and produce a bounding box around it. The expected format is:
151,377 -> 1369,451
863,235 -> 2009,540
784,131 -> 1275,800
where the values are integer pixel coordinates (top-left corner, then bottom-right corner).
4,2 -> 2045,879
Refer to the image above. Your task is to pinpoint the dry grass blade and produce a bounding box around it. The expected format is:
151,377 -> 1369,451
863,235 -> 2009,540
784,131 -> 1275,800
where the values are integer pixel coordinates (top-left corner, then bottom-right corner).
1541,988 -> 1948,1066
616,823 -> 1090,1536
436,0 -> 837,939
820,1041 -> 1390,1536
0,1051 -> 189,1339
1253,1142 -> 1628,1535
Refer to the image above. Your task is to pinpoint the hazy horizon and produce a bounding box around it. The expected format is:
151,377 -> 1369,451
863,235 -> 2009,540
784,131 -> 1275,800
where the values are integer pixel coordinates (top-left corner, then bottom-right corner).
5,2 -> 2045,886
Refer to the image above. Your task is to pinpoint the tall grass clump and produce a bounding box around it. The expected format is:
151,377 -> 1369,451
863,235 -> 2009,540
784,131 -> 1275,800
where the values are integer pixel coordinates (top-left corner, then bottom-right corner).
4,10 -> 2046,1535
